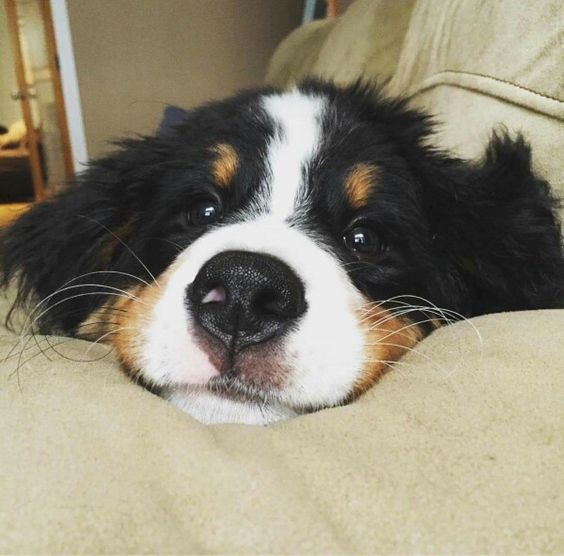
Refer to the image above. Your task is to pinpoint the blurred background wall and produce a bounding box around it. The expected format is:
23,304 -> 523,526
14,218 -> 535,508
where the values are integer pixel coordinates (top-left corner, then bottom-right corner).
66,0 -> 303,158
0,6 -> 21,127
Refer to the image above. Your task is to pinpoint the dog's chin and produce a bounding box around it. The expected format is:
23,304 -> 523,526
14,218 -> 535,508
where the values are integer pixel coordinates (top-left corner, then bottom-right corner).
162,382 -> 298,426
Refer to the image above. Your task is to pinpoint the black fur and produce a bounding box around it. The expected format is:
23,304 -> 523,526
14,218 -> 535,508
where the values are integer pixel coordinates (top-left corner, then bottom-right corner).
1,80 -> 563,338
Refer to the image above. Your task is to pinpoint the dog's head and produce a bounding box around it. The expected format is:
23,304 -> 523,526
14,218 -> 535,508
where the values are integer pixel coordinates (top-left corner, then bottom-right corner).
2,81 -> 562,424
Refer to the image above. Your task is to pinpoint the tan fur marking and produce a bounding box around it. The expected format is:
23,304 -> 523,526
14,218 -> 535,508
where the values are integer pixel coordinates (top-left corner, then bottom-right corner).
211,143 -> 238,188
77,286 -> 140,346
112,284 -> 160,372
103,263 -> 180,378
98,218 -> 136,267
78,258 -> 181,383
345,163 -> 378,208
77,281 -> 156,374
351,303 -> 428,399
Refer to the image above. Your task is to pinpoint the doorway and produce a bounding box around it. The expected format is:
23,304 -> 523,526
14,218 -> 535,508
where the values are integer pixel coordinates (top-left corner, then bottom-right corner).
0,0 -> 73,223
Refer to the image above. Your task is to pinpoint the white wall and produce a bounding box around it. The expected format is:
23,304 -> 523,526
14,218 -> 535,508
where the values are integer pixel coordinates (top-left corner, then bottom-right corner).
50,0 -> 88,171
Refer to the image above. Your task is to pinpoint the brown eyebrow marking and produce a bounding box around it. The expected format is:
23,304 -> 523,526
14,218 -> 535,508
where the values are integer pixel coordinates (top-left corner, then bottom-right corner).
344,163 -> 379,208
210,143 -> 238,188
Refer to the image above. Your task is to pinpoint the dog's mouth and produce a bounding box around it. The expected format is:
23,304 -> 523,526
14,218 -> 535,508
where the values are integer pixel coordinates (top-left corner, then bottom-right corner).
190,323 -> 293,396
205,373 -> 276,405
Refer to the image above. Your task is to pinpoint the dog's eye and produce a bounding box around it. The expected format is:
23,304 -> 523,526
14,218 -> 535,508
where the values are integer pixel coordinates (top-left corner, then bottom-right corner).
189,199 -> 223,226
343,225 -> 386,256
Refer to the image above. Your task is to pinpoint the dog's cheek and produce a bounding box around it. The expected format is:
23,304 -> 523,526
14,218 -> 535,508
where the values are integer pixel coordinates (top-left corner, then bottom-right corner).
76,285 -> 140,346
78,283 -> 160,381
278,288 -> 366,409
350,304 -> 426,400
75,283 -> 150,384
111,283 -> 161,380
104,260 -> 221,387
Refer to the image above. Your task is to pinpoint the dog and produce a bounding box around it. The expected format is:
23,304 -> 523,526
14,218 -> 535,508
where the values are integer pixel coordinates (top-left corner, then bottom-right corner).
2,80 -> 563,425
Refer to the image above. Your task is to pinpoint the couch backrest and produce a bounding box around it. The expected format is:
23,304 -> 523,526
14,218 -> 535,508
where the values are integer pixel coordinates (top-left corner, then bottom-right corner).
266,0 -> 564,203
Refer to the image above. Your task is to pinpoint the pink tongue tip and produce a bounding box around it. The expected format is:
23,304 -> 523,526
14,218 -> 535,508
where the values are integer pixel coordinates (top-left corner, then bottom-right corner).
201,286 -> 226,304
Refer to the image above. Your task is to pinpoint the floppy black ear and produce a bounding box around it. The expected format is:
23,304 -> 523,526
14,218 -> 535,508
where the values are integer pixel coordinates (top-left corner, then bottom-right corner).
157,105 -> 190,137
424,132 -> 563,315
0,137 -> 161,333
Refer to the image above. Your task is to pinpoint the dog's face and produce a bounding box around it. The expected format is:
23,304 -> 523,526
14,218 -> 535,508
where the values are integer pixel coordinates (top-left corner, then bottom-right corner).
2,81 -> 562,425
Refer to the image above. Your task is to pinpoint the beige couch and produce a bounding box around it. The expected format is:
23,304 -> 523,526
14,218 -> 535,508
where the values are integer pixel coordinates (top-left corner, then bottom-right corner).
1,1 -> 563,553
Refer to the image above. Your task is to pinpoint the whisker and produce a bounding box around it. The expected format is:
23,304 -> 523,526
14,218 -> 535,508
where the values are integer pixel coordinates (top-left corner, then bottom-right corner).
25,291 -> 138,338
23,283 -> 141,334
40,338 -> 114,365
76,320 -> 122,330
358,299 -> 452,323
365,341 -> 440,364
10,337 -> 78,375
361,359 -> 415,367
10,284 -> 140,366
32,283 -> 143,314
356,296 -> 430,319
386,294 -> 481,337
3,320 -> 121,363
361,307 -> 446,329
78,215 -> 160,288
13,291 -> 139,375
12,282 -> 140,348
60,269 -> 153,289
146,236 -> 185,254
85,326 -> 131,354
361,340 -> 448,378
9,332 -> 113,379
4,306 -> 129,363
357,294 -> 483,349
374,317 -> 443,343
340,260 -> 374,268
4,335 -> 55,363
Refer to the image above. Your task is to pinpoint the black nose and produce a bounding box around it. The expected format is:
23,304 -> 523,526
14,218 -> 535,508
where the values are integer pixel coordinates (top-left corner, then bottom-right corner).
188,250 -> 307,352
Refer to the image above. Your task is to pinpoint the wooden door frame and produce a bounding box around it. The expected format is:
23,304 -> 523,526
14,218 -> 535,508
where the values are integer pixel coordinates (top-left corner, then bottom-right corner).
4,0 -> 46,201
4,0 -> 75,200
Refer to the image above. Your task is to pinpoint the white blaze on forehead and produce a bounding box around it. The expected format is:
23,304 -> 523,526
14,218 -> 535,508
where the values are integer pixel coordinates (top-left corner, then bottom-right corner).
262,90 -> 325,219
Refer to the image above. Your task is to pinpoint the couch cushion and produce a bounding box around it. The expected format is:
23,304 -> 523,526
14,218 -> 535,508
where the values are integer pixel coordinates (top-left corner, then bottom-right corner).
1,308 -> 562,553
387,0 -> 564,199
310,0 -> 416,85
390,0 -> 563,105
265,19 -> 336,88
266,0 -> 416,88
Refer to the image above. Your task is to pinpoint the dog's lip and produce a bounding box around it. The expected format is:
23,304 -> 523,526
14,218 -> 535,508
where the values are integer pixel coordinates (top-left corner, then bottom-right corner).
173,378 -> 324,417
205,374 -> 274,404
172,378 -> 266,405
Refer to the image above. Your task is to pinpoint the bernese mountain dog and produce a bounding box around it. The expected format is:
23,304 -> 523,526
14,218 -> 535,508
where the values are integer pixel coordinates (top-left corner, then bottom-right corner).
2,80 -> 563,424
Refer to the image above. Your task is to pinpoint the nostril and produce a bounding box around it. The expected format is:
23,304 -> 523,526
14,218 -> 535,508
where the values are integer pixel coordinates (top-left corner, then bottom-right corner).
252,285 -> 306,320
253,288 -> 284,318
201,285 -> 227,305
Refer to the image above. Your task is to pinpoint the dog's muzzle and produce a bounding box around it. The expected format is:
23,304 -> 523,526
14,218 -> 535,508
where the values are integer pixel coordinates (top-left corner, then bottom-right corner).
187,250 -> 307,353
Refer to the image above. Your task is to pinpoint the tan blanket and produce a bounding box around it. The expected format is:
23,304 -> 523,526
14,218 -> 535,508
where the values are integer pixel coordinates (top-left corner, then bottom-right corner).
1,301 -> 562,553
